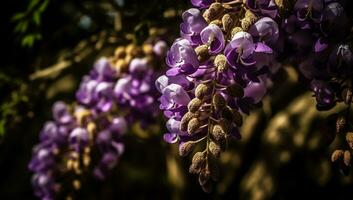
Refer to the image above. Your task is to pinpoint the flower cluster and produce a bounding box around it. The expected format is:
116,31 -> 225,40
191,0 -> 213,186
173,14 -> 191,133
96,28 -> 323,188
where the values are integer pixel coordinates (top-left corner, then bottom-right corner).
157,0 -> 281,192
29,39 -> 168,200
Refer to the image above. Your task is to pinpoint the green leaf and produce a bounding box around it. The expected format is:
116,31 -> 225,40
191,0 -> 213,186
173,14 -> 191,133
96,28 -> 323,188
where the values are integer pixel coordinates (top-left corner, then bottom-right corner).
11,13 -> 26,21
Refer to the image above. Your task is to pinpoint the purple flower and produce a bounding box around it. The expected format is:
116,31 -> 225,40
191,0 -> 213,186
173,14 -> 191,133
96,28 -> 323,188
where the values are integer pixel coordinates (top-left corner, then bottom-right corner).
159,84 -> 191,110
166,39 -> 200,76
181,8 -> 207,45
52,101 -> 73,124
249,17 -> 279,45
225,31 -> 272,67
153,41 -> 168,56
155,75 -> 192,93
190,0 -> 213,8
246,0 -> 278,18
244,75 -> 268,103
69,127 -> 89,152
294,0 -> 324,23
200,24 -> 225,54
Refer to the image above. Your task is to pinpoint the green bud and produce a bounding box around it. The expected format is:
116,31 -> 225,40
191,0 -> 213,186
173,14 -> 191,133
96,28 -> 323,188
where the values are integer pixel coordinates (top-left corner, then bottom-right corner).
198,168 -> 211,186
212,124 -> 226,141
336,116 -> 346,134
222,14 -> 233,32
346,132 -> 353,150
209,141 -> 221,157
344,150 -> 351,167
331,149 -> 344,163
189,151 -> 206,174
231,27 -> 243,38
212,93 -> 226,111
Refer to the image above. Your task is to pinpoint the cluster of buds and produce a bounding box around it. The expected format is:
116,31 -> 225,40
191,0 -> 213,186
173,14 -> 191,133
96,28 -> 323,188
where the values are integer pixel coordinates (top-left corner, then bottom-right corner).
157,0 -> 280,191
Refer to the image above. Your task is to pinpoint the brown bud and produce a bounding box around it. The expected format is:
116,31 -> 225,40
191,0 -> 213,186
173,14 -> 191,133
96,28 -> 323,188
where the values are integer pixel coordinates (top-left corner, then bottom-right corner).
212,124 -> 226,141
209,141 -> 221,157
219,118 -> 231,134
114,59 -> 129,73
188,98 -> 203,113
331,149 -> 344,163
214,54 -> 228,73
188,118 -> 201,134
344,150 -> 351,166
346,132 -> 353,150
195,45 -> 210,63
195,83 -> 212,99
222,14 -> 233,32
203,2 -> 224,22
209,19 -> 222,27
199,168 -> 211,186
232,109 -> 243,126
179,141 -> 195,156
114,46 -> 126,59
180,112 -> 195,132
342,88 -> 353,104
189,152 -> 206,174
212,93 -> 226,111
336,116 -> 346,134
226,83 -> 244,97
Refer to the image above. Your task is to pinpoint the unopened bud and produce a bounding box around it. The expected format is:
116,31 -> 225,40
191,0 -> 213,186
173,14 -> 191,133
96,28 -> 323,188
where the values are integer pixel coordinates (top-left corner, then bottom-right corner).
226,83 -> 244,97
195,45 -> 210,63
199,169 -> 211,186
212,93 -> 226,111
212,124 -> 226,141
179,141 -> 195,156
142,43 -> 153,55
209,19 -> 222,27
344,150 -> 351,167
203,2 -> 224,22
231,27 -> 243,37
221,106 -> 233,121
195,83 -> 212,99
342,88 -> 353,105
115,59 -> 129,73
214,54 -> 228,73
346,132 -> 353,149
222,14 -> 233,32
244,9 -> 258,23
336,116 -> 346,134
219,118 -> 231,134
188,118 -> 201,134
189,152 -> 206,174
209,141 -> 221,157
201,180 -> 212,193
180,112 -> 195,132
188,98 -> 203,113
114,47 -> 126,59
331,149 -> 344,163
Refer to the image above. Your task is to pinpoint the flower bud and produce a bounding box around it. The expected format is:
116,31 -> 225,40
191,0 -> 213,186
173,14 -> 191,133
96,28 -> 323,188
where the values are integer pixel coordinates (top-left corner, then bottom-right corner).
142,43 -> 153,55
209,141 -> 221,157
214,54 -> 228,73
342,88 -> 353,105
114,46 -> 126,59
221,106 -> 233,121
203,2 -> 224,22
188,98 -> 203,113
201,180 -> 212,193
212,93 -> 226,111
242,10 -> 257,31
179,141 -> 196,156
199,168 -> 211,186
231,27 -> 243,38
188,118 -> 201,134
219,118 -> 231,134
189,151 -> 206,174
336,116 -> 346,134
222,14 -> 233,33
195,45 -> 210,63
195,83 -> 212,99
180,112 -> 195,132
344,150 -> 351,167
226,83 -> 244,97
346,132 -> 353,149
212,124 -> 226,141
331,149 -> 344,162
210,19 -> 222,27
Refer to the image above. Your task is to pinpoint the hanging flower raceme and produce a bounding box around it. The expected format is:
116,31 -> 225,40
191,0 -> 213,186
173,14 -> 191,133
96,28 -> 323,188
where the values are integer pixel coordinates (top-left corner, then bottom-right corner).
157,0 -> 280,192
29,39 -> 168,200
